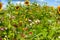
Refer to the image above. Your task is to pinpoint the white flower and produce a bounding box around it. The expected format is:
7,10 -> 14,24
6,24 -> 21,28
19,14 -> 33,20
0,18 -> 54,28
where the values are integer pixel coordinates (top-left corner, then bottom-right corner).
35,21 -> 37,23
5,35 -> 7,38
58,36 -> 60,38
32,22 -> 34,24
35,19 -> 40,24
37,20 -> 40,23
30,22 -> 34,26
28,19 -> 32,22
30,23 -> 33,26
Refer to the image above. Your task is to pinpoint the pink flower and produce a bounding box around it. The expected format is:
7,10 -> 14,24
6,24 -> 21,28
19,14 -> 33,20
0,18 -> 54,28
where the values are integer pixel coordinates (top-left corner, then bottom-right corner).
0,27 -> 5,31
0,38 -> 2,40
29,32 -> 33,35
0,27 -> 7,31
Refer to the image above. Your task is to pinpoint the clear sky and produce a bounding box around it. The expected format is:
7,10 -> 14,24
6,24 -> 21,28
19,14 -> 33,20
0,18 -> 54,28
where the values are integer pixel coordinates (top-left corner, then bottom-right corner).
0,0 -> 60,8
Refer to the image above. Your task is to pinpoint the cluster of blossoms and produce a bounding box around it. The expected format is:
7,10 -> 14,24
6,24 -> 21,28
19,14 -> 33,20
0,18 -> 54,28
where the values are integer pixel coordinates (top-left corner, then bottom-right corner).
0,0 -> 60,40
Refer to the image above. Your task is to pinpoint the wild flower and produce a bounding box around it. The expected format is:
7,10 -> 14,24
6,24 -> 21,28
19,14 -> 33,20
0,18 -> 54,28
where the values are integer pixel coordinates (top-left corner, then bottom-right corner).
15,6 -> 20,10
24,0 -> 30,6
0,2 -> 2,11
58,6 -> 60,14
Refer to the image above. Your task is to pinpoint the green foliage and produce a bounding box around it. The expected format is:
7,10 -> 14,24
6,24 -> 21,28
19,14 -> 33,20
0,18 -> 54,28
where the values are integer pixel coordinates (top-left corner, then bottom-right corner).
0,0 -> 59,40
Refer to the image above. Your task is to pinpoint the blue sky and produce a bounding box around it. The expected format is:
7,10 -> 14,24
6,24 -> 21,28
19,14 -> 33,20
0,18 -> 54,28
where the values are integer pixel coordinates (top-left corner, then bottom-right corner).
0,0 -> 60,8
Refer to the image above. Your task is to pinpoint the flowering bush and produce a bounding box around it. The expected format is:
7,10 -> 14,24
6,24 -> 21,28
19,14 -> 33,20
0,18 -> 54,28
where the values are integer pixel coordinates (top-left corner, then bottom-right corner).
0,0 -> 60,40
